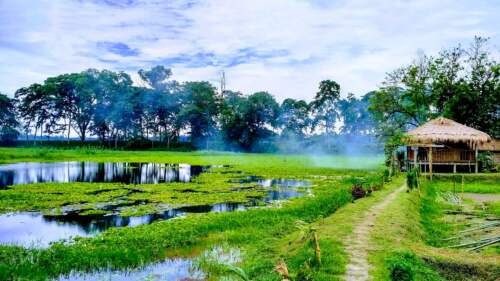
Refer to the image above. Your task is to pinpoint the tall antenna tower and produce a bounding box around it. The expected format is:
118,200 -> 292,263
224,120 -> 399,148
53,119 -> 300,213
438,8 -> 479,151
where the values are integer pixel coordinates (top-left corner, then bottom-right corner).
220,70 -> 226,97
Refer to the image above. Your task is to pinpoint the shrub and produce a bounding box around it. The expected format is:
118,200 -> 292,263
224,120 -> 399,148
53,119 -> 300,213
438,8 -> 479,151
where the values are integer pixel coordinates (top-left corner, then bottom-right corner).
387,252 -> 416,281
382,168 -> 391,182
406,167 -> 419,191
478,151 -> 495,171
386,251 -> 444,281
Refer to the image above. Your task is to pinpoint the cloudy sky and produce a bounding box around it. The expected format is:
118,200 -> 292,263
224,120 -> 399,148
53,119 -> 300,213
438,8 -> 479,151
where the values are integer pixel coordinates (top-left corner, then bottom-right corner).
0,0 -> 498,101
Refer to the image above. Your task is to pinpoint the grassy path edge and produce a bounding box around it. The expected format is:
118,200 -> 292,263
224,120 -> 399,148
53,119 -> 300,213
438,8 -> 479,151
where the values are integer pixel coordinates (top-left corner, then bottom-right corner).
343,183 -> 406,281
274,177 -> 404,280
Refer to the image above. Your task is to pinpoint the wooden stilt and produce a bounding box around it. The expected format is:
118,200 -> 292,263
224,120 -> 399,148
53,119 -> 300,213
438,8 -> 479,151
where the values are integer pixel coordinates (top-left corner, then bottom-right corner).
428,146 -> 433,181
413,147 -> 418,171
475,147 -> 479,173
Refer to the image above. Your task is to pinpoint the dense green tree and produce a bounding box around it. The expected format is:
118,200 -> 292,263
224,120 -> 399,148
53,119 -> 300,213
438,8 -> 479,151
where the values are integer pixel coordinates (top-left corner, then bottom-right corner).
138,65 -> 172,91
312,80 -> 341,134
90,70 -> 134,143
220,91 -> 280,150
241,91 -> 280,150
11,38 -> 495,153
0,93 -> 19,143
337,93 -> 376,136
137,66 -> 182,146
370,54 -> 434,137
220,91 -> 248,149
178,81 -> 220,147
14,83 -> 56,139
439,37 -> 499,137
370,37 -> 499,139
42,70 -> 99,141
279,98 -> 311,138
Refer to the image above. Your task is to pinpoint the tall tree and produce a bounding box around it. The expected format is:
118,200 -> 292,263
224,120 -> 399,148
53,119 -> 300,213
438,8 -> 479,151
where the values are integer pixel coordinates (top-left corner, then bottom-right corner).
241,91 -> 280,150
220,91 -> 248,149
138,65 -> 172,91
369,54 -> 434,137
14,83 -> 56,139
370,37 -> 499,139
90,70 -> 133,143
220,91 -> 280,151
137,66 -> 182,146
0,93 -> 19,143
178,81 -> 220,147
312,80 -> 341,134
279,98 -> 311,138
441,37 -> 499,137
337,93 -> 376,136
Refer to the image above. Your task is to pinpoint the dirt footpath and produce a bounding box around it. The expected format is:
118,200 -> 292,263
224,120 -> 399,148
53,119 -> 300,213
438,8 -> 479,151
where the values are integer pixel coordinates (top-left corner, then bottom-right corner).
343,184 -> 406,281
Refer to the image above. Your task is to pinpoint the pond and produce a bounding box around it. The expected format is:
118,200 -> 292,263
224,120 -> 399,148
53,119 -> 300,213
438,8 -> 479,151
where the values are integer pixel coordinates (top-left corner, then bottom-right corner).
56,246 -> 241,281
57,257 -> 204,281
0,162 -> 210,188
0,166 -> 311,247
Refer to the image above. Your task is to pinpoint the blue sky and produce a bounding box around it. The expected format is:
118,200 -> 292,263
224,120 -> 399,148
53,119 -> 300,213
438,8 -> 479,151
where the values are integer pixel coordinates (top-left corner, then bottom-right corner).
0,0 -> 498,101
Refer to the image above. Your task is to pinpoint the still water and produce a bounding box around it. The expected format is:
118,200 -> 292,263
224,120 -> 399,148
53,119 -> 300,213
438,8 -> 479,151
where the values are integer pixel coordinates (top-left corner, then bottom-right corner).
0,187 -> 307,247
0,162 -> 209,187
56,246 -> 241,281
57,258 -> 204,281
0,161 -> 311,247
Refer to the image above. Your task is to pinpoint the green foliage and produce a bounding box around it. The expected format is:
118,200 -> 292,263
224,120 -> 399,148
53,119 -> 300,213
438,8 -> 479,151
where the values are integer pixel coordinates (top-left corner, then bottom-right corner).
337,93 -> 376,136
406,167 -> 419,190
419,181 -> 450,246
279,98 -> 311,138
221,265 -> 251,281
0,148 -> 385,280
386,251 -> 443,281
383,132 -> 404,170
387,252 -> 415,281
312,80 -> 341,135
295,220 -> 321,268
0,93 -> 19,144
178,81 -> 220,147
382,168 -> 391,182
138,65 -> 172,90
0,183 -> 353,280
220,91 -> 280,151
288,239 -> 344,281
478,151 -> 495,171
369,37 -> 499,144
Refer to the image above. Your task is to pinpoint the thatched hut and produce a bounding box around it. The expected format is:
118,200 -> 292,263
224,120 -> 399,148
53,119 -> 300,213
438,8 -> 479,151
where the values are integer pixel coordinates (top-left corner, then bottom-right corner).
405,117 -> 492,174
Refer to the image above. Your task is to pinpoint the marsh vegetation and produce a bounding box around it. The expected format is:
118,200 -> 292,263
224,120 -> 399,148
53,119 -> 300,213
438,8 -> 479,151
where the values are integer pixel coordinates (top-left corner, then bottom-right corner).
0,149 -> 498,281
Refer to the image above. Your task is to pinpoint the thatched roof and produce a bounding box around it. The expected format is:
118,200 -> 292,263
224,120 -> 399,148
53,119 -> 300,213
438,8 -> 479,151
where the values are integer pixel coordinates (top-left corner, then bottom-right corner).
405,117 -> 491,148
479,139 -> 500,151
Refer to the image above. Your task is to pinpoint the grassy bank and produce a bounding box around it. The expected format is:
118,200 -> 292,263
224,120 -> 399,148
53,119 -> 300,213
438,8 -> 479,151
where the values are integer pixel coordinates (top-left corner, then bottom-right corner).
0,147 -> 385,280
274,176 -> 405,280
0,177 -> 354,280
368,175 -> 500,281
0,147 -> 383,170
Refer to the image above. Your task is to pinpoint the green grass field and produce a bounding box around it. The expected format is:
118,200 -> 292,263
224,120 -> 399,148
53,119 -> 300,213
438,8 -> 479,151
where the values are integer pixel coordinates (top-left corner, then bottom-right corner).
0,147 -> 498,281
368,176 -> 500,281
0,147 -> 386,280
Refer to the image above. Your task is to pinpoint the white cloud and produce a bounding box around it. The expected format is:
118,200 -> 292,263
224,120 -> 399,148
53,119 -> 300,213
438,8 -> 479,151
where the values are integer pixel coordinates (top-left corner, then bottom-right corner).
0,0 -> 498,101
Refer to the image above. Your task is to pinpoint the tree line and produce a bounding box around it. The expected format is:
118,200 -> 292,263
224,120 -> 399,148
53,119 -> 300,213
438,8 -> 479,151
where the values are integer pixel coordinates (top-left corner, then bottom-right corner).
1,37 -> 498,152
0,66 -> 374,151
370,37 -> 499,140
